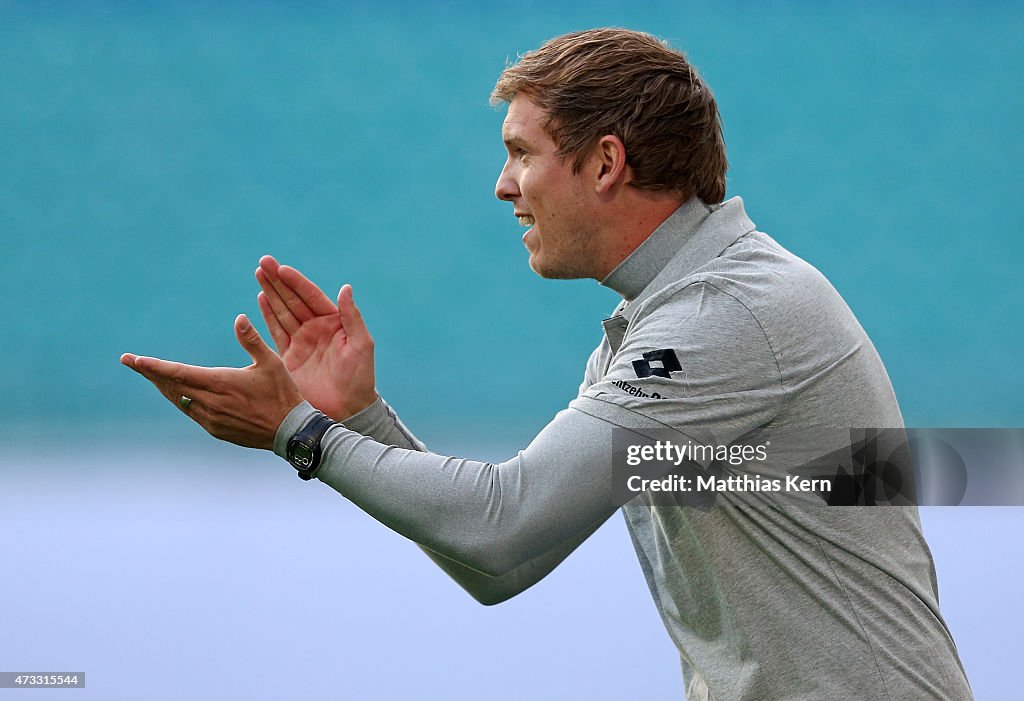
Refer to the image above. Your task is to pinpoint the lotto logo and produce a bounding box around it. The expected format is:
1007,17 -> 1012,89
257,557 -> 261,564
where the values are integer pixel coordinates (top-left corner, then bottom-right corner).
631,349 -> 681,379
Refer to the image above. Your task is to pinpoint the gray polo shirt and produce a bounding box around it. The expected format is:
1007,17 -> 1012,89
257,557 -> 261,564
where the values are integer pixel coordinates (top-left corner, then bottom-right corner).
275,197 -> 972,700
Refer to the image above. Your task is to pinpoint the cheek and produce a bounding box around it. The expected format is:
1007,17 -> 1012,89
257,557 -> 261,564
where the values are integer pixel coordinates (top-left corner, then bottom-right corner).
518,175 -> 537,205
520,169 -> 553,210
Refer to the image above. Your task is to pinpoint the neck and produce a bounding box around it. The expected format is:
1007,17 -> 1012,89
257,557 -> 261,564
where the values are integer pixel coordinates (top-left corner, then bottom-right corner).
591,195 -> 685,279
600,196 -> 713,300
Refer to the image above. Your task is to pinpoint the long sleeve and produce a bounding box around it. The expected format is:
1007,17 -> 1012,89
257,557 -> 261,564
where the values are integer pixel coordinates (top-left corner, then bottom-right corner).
340,395 -> 427,452
325,396 -> 616,604
275,400 -> 627,584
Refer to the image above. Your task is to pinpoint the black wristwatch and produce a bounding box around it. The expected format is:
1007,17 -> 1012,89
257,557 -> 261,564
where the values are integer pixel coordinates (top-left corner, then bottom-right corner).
286,412 -> 335,480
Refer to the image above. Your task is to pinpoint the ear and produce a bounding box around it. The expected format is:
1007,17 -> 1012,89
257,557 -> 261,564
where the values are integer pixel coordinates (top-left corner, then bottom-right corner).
593,134 -> 630,196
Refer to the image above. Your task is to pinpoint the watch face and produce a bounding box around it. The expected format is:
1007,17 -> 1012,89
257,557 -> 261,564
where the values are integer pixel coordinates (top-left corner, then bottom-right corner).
290,443 -> 314,468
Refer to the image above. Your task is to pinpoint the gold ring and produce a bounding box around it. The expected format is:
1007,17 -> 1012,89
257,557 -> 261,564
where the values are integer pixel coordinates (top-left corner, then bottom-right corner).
178,395 -> 193,410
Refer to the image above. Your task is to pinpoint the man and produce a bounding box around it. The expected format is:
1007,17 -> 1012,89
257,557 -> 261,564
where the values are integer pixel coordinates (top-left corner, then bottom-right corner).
122,29 -> 972,700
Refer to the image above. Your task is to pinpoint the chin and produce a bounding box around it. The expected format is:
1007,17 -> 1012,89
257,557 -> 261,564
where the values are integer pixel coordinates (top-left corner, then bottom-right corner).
528,254 -> 588,280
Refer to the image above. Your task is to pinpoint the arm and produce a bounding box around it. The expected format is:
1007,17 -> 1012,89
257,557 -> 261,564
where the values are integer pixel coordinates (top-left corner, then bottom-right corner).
120,276 -> 780,598
254,256 -> 613,602
275,400 -> 622,579
412,520 -> 605,605
335,393 -> 614,604
121,331 -> 625,594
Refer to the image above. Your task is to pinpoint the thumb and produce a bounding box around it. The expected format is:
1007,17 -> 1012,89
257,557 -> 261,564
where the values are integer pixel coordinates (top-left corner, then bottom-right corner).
234,314 -> 275,364
336,284 -> 371,341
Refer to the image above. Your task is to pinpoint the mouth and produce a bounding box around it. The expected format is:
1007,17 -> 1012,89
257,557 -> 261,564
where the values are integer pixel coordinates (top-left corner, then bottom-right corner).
516,214 -> 536,227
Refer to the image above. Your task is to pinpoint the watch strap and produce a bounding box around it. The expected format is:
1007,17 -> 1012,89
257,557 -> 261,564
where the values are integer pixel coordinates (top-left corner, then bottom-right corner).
286,412 -> 335,480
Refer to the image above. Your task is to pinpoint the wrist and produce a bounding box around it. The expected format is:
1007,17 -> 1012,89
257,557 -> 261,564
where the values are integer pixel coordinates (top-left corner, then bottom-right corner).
285,412 -> 335,480
339,394 -> 388,431
273,401 -> 321,459
325,391 -> 379,423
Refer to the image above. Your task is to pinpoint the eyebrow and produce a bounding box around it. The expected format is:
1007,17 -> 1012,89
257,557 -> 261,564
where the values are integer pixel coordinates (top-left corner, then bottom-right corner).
503,135 -> 530,150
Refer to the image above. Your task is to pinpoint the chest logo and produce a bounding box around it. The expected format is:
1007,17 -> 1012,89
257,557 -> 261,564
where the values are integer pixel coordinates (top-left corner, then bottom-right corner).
631,349 -> 681,378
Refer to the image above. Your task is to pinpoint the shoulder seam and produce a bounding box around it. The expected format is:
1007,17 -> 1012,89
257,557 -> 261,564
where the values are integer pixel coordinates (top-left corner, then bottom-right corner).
634,280 -> 789,412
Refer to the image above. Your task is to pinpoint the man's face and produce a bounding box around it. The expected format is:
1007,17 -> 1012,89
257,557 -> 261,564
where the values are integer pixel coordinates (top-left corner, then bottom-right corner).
495,96 -> 600,279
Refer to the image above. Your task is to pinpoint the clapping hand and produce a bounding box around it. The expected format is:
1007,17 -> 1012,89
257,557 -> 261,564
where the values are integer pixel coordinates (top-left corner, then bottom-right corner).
120,314 -> 304,450
255,255 -> 378,422
121,255 -> 378,448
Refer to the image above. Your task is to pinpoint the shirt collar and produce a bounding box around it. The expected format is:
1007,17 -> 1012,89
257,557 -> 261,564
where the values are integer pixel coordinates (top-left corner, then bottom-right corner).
600,196 -> 713,301
598,196 -> 757,353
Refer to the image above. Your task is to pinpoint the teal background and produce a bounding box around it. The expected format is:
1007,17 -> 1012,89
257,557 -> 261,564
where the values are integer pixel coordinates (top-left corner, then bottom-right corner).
2,1 -> 1021,437
1,2 -> 1021,700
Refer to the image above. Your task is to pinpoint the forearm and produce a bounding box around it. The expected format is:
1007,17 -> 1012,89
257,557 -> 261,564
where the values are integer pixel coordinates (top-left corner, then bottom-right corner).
275,401 -> 620,578
341,395 -> 427,451
419,518 -> 606,605
339,396 -> 604,602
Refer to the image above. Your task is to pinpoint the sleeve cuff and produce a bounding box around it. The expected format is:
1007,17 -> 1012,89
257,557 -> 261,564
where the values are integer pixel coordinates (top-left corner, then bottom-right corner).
273,400 -> 322,459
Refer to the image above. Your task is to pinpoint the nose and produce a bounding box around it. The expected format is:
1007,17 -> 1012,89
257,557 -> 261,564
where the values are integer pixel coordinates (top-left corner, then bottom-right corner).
495,158 -> 520,202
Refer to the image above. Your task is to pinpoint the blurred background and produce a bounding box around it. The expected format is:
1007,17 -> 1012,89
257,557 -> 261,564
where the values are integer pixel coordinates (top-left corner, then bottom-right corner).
1,1 -> 1021,699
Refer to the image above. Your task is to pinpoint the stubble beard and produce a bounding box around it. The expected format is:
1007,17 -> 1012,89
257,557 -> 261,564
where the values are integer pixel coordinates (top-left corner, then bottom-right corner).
528,219 -> 603,281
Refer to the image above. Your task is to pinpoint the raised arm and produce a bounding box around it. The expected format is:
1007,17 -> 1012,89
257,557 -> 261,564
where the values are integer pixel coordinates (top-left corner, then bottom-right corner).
245,257 -> 619,602
122,272 -> 781,600
121,311 -> 624,602
273,395 -> 621,574
340,397 -> 602,604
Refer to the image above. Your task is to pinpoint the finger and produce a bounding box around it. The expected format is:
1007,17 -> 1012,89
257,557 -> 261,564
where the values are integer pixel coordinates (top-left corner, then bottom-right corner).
337,285 -> 372,346
149,380 -> 216,427
257,291 -> 290,353
121,352 -> 165,389
255,267 -> 301,336
123,354 -> 217,410
128,354 -> 222,392
258,254 -> 281,276
234,314 -> 277,366
261,261 -> 315,323
277,265 -> 337,316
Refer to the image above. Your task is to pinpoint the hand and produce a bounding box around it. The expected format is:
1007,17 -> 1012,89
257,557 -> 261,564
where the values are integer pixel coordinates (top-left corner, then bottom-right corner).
255,255 -> 377,422
120,314 -> 304,450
